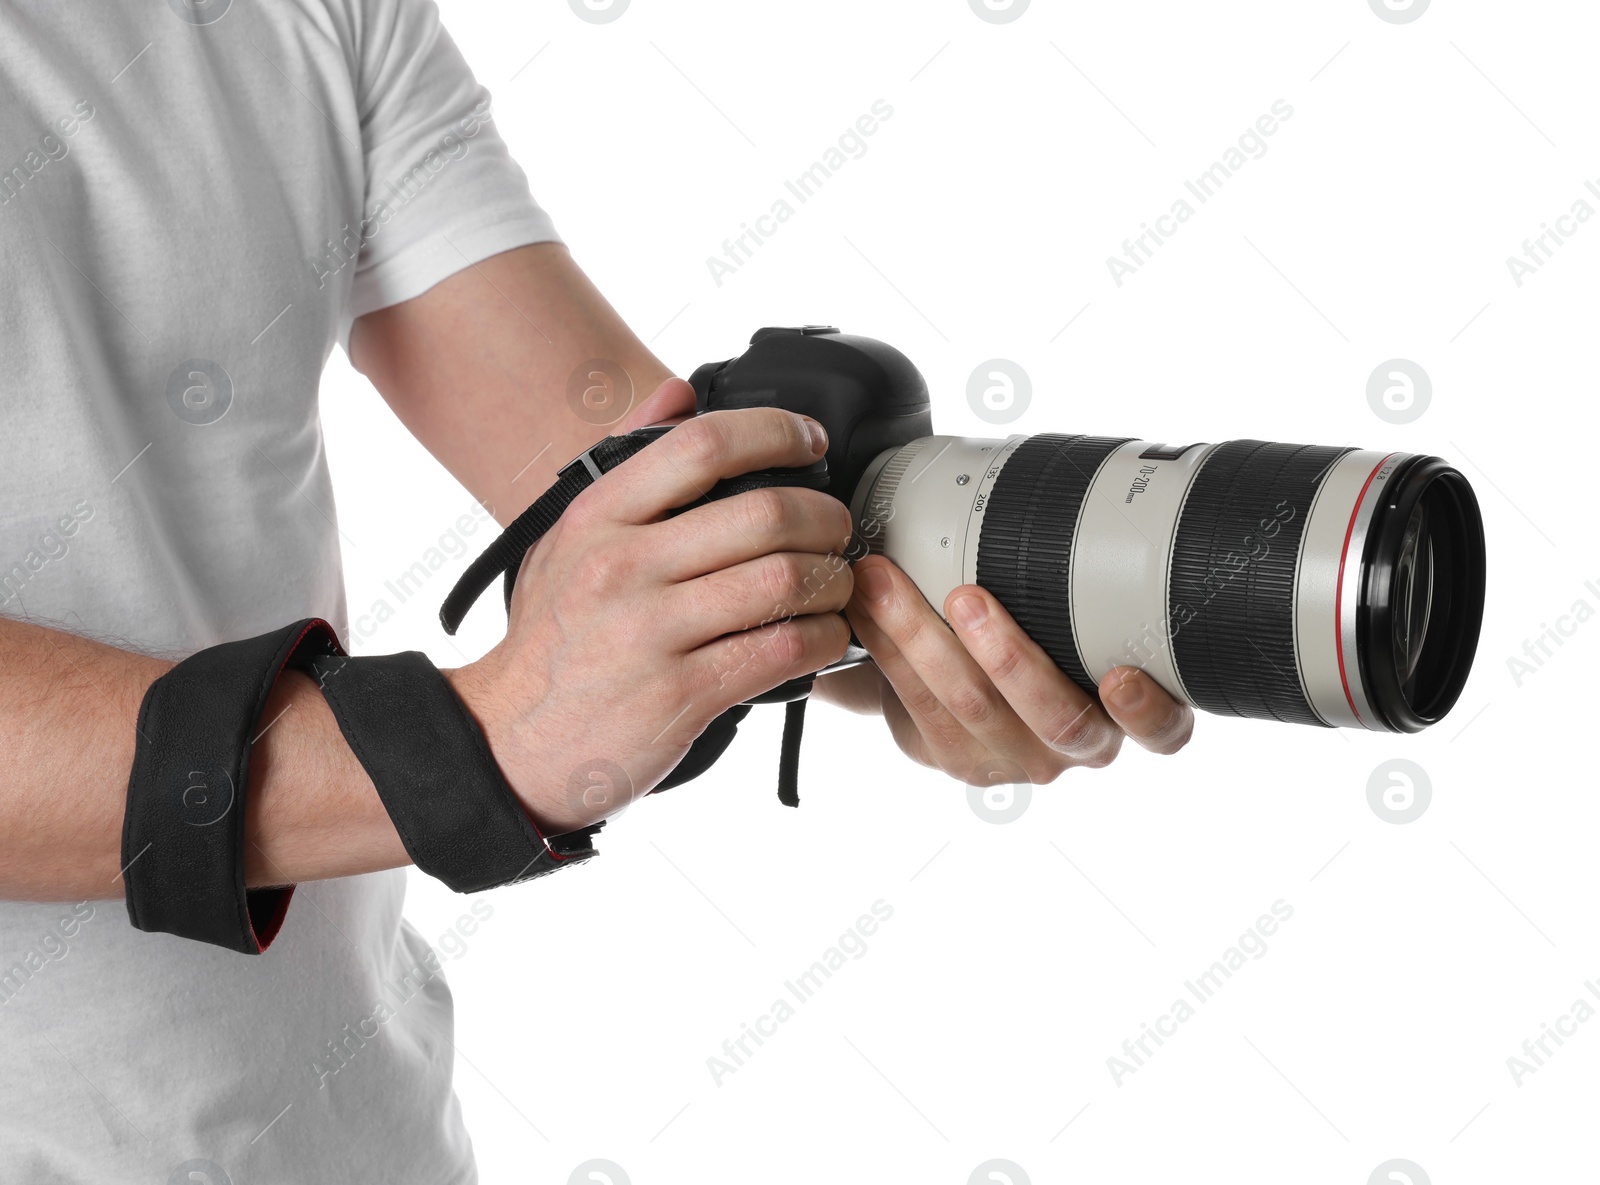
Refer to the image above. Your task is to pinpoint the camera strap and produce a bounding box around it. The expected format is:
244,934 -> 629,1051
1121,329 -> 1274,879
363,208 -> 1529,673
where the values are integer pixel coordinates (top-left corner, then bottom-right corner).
441,429 -> 671,632
441,428 -> 815,808
307,650 -> 603,892
122,618 -> 343,953
123,618 -> 606,954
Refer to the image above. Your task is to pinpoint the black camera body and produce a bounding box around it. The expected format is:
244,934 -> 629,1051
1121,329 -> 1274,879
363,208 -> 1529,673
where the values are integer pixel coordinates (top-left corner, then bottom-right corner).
688,325 -> 933,519
680,326 -> 933,706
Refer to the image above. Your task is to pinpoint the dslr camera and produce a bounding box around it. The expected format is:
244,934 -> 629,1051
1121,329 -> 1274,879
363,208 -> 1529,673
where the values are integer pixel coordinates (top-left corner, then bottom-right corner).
444,325 -> 1487,808
681,326 -> 1486,733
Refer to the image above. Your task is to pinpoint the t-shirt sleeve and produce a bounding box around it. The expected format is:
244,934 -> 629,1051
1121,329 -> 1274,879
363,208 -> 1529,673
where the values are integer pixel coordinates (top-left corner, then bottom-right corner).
339,0 -> 559,347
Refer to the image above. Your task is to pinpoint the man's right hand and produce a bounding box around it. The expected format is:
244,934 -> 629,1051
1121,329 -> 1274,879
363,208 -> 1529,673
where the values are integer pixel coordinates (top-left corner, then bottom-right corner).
445,401 -> 855,834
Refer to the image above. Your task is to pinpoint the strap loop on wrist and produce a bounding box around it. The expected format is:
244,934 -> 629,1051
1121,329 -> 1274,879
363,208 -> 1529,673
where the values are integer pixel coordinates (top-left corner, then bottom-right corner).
122,618 -> 342,953
307,651 -> 601,892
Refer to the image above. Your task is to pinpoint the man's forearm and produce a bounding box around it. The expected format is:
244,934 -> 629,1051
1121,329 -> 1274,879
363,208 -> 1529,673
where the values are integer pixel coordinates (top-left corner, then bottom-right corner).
0,616 -> 407,901
349,241 -> 677,525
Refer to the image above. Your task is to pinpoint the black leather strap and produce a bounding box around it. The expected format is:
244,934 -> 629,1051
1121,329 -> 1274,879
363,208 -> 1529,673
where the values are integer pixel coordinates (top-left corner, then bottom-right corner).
440,429 -> 670,635
777,699 -> 807,808
653,702 -> 752,794
122,618 -> 342,953
307,651 -> 601,892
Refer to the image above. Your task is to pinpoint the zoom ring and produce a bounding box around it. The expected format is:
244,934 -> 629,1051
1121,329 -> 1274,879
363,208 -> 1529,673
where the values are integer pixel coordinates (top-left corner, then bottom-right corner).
1168,440 -> 1351,725
976,435 -> 1132,696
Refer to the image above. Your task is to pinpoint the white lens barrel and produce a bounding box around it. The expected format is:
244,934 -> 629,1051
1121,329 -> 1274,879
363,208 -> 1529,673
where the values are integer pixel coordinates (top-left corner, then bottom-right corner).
851,435 -> 1416,731
1067,440 -> 1217,705
851,434 -> 1027,614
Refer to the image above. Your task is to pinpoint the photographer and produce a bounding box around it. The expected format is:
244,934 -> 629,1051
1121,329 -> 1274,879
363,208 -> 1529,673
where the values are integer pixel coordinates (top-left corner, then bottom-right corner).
0,0 -> 1190,1179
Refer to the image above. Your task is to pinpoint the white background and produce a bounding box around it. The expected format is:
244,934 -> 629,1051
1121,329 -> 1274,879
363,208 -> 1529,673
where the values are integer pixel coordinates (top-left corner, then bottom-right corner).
318,1 -> 1600,1182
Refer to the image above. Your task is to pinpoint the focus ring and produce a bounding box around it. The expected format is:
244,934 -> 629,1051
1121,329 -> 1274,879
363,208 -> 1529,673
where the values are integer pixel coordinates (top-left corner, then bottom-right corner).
976,434 -> 1131,695
1168,440 -> 1350,725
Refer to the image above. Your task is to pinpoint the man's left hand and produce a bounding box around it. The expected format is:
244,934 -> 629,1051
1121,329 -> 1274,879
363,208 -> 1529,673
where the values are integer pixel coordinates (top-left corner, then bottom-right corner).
815,555 -> 1194,784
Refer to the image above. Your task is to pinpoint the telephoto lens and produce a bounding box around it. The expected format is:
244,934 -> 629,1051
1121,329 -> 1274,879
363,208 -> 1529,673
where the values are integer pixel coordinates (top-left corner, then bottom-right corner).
851,434 -> 1486,732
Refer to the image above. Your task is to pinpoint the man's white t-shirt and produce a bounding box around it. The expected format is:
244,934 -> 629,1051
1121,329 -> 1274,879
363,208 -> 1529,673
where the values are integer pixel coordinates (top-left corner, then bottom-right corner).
0,2 -> 559,1179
